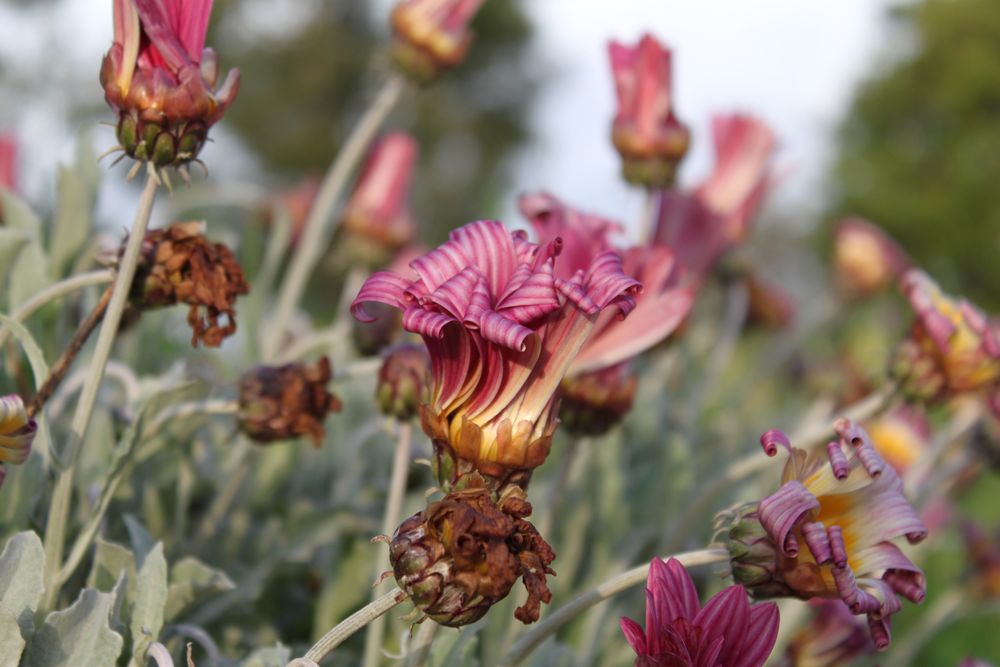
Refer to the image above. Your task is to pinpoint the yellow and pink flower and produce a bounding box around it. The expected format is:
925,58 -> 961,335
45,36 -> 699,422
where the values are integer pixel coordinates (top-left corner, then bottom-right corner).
391,0 -> 485,80
0,395 -> 38,489
352,219 -> 641,490
342,132 -> 418,252
100,0 -> 239,167
833,218 -> 910,298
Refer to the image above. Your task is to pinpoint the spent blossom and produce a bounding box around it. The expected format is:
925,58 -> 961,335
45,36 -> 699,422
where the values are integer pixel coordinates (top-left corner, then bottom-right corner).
619,557 -> 779,667
391,0 -> 486,80
892,269 -> 1000,412
727,420 -> 927,650
100,0 -> 239,168
608,34 -> 690,187
833,218 -> 910,297
352,219 -> 640,491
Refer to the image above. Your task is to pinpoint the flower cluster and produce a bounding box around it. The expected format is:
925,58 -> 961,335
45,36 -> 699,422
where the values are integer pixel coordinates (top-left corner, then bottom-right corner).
892,269 -> 1000,414
728,420 -> 927,650
127,222 -> 250,347
100,0 -> 239,168
620,557 -> 779,667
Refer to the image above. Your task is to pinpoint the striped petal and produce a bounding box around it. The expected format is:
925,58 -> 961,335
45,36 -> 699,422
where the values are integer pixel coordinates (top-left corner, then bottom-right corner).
351,271 -> 412,321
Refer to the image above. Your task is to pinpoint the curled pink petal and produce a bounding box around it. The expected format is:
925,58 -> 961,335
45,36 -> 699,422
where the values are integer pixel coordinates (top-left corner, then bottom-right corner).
760,428 -> 791,457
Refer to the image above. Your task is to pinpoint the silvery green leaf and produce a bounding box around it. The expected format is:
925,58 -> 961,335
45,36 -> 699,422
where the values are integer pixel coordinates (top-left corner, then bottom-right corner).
164,557 -> 235,622
0,228 -> 29,294
240,644 -> 291,667
0,452 -> 44,537
86,539 -> 136,598
129,542 -> 167,666
123,516 -> 156,569
50,164 -> 92,277
0,606 -> 26,667
428,626 -> 480,667
23,589 -> 123,667
9,241 -> 50,309
0,191 -> 41,234
0,531 -> 45,636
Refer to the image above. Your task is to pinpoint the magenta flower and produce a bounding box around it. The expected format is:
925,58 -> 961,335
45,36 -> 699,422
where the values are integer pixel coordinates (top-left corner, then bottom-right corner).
100,0 -> 239,167
608,34 -> 690,187
0,134 -> 17,192
352,219 -> 640,487
750,420 -> 927,649
833,218 -> 910,297
391,0 -> 486,79
520,192 -> 694,376
343,132 -> 418,250
783,600 -> 873,667
620,557 -> 779,667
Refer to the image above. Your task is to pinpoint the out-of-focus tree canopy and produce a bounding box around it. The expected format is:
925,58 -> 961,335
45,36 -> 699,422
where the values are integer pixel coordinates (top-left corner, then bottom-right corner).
828,0 -> 1000,309
210,0 -> 538,243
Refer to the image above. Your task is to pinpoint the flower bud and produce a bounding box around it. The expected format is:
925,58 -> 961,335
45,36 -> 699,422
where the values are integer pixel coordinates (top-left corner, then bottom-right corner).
0,395 -> 37,467
101,0 -> 239,168
343,133 -> 418,255
833,218 -> 909,298
608,34 -> 690,188
390,0 -> 486,81
237,357 -> 341,446
377,345 -> 429,421
127,222 -> 250,347
389,487 -> 554,627
559,364 -> 637,436
723,503 -> 796,599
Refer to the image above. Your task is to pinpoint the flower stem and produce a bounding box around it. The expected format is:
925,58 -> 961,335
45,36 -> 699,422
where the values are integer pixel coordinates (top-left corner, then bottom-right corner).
299,587 -> 409,664
26,285 -> 113,418
636,188 -> 659,244
496,548 -> 729,667
41,169 -> 158,610
362,421 -> 413,667
402,620 -> 438,667
265,74 -> 406,361
0,268 -> 114,349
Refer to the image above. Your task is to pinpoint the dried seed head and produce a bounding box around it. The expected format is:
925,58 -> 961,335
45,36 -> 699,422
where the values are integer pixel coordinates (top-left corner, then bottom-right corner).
126,222 -> 250,347
389,487 -> 554,627
237,357 -> 341,446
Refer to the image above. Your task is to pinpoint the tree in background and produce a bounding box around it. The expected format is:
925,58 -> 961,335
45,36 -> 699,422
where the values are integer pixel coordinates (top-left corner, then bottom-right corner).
828,0 -> 1000,309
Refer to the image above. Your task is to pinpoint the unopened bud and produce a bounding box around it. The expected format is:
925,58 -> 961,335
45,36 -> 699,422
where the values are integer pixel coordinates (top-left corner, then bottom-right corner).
559,364 -> 637,436
377,345 -> 429,421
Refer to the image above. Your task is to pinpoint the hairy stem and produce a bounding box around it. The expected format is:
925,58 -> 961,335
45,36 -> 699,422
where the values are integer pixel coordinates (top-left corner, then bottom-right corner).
41,169 -> 158,610
300,587 -> 409,664
497,548 -> 729,667
362,421 -> 413,667
26,285 -> 113,418
265,75 -> 406,360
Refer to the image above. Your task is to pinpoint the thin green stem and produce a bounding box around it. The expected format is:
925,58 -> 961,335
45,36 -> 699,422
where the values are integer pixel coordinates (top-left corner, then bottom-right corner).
496,548 -> 729,667
0,269 -> 114,349
41,169 -> 159,610
265,75 -> 406,360
362,421 -> 413,667
301,587 -> 409,664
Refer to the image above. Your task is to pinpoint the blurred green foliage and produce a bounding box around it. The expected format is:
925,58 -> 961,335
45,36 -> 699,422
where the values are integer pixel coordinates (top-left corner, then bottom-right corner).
829,0 -> 1000,309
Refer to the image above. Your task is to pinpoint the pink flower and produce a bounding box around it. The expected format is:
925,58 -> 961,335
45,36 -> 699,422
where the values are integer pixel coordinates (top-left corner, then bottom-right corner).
0,134 -> 17,192
608,34 -> 690,187
351,219 -> 640,487
833,218 -> 910,297
520,192 -> 694,376
695,114 -> 776,245
391,0 -> 486,79
343,132 -> 418,250
864,405 -> 930,475
100,0 -> 239,167
752,420 -> 927,650
653,114 -> 776,281
620,557 -> 779,667
783,600 -> 873,667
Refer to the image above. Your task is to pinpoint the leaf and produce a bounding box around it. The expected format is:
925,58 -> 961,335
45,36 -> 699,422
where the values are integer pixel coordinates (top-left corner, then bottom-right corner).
0,228 -> 29,295
0,606 -> 26,667
50,164 -> 92,276
9,241 -> 51,309
0,452 -> 45,537
23,589 -> 123,667
164,557 -> 235,622
123,516 -> 156,568
429,627 -> 480,667
0,316 -> 54,464
0,531 -> 46,636
240,644 -> 291,667
129,542 -> 167,666
0,191 -> 41,235
86,539 -> 136,601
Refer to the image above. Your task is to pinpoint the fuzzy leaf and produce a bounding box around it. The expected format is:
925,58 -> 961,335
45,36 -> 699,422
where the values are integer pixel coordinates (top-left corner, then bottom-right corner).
164,557 -> 235,622
0,531 -> 45,636
129,542 -> 167,666
429,626 -> 480,667
24,589 -> 123,667
87,540 -> 136,596
9,241 -> 51,309
0,228 -> 30,295
50,164 -> 93,276
0,606 -> 26,667
124,516 -> 156,568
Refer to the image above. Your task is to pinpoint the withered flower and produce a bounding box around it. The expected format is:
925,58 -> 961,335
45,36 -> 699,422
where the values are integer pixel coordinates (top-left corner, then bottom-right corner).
128,221 -> 249,347
377,344 -> 430,421
390,487 -> 554,626
237,356 -> 341,446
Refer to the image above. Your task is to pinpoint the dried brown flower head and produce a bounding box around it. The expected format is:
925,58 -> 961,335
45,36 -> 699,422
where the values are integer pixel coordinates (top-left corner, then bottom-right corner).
237,357 -> 341,446
128,221 -> 250,347
390,487 -> 555,627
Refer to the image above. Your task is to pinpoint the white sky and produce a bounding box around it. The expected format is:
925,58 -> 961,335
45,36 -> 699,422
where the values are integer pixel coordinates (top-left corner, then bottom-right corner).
0,0 -> 904,232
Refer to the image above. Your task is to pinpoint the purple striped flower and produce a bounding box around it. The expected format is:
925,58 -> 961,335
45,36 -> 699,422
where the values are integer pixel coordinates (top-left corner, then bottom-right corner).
352,219 -> 640,489
620,558 -> 779,667
746,420 -> 928,650
342,132 -> 418,251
